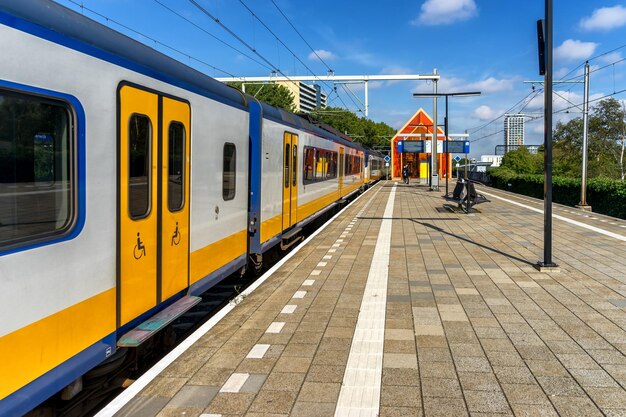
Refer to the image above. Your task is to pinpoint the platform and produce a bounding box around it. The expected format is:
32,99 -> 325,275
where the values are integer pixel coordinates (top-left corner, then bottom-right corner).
104,181 -> 626,417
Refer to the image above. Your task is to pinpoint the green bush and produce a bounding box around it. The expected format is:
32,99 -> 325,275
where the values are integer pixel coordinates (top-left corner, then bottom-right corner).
488,170 -> 626,219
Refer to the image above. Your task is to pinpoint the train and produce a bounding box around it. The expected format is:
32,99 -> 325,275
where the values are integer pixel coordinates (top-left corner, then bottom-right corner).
0,1 -> 384,415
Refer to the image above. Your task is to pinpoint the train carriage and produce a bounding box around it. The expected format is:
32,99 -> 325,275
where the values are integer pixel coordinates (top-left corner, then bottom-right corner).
0,1 -> 377,415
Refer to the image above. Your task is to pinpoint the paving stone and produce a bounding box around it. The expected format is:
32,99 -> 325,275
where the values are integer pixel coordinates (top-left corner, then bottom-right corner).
501,383 -> 550,405
262,372 -> 305,392
423,397 -> 468,417
166,385 -> 219,408
384,353 -> 419,369
380,385 -> 422,408
290,401 -> 336,417
379,406 -> 423,417
422,377 -> 463,398
248,390 -> 297,414
382,368 -> 420,386
205,392 -> 256,415
298,382 -> 341,403
117,396 -> 170,417
550,396 -> 604,417
457,372 -> 501,392
536,376 -> 586,397
306,365 -> 346,383
586,387 -> 626,409
464,390 -> 511,413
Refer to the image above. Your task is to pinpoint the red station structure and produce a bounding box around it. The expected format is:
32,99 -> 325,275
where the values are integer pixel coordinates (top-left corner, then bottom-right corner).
390,108 -> 451,181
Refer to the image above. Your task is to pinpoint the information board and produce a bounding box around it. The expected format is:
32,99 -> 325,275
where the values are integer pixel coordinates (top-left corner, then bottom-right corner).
444,140 -> 470,153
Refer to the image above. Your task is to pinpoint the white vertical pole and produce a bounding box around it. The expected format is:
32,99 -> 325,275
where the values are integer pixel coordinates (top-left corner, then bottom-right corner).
579,61 -> 590,207
365,80 -> 369,118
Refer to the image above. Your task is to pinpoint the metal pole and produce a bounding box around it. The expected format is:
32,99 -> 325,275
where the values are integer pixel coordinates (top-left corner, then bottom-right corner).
445,96 -> 449,196
432,69 -> 438,190
365,80 -> 369,118
579,61 -> 590,208
540,0 -> 557,269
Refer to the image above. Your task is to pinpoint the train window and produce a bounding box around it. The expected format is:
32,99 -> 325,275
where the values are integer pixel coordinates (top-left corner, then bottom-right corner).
0,89 -> 74,250
328,152 -> 337,179
167,122 -> 185,211
223,142 -> 236,201
284,143 -> 290,188
128,114 -> 152,219
292,144 -> 297,187
303,147 -> 315,185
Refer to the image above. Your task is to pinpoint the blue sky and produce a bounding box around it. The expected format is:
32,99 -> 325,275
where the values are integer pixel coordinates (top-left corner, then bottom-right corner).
56,0 -> 626,156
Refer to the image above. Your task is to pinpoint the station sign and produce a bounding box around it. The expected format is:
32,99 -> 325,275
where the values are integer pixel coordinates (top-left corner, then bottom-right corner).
444,140 -> 470,154
402,140 -> 424,153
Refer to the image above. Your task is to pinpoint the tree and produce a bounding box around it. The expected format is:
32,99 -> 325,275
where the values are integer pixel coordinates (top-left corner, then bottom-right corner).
227,82 -> 295,112
306,107 -> 395,148
552,98 -> 626,180
499,146 -> 543,174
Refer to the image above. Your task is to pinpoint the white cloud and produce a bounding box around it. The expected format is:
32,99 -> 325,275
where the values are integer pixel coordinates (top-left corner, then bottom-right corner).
412,0 -> 478,26
472,105 -> 499,121
308,49 -> 336,61
554,39 -> 598,62
580,5 -> 626,31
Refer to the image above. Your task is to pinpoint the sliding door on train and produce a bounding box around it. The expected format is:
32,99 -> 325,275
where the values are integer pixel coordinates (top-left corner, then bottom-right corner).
282,132 -> 299,230
118,85 -> 191,327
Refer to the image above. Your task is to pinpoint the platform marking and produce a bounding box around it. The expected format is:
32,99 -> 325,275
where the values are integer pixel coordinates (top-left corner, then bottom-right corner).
220,373 -> 249,393
480,190 -> 626,242
335,184 -> 396,417
266,322 -> 285,333
318,261 -> 328,267
281,305 -> 297,314
328,249 -> 337,253
247,344 -> 271,359
95,182 -> 384,417
293,290 -> 307,299
200,414 -> 222,417
302,279 -> 315,286
332,243 -> 341,247
323,255 -> 332,260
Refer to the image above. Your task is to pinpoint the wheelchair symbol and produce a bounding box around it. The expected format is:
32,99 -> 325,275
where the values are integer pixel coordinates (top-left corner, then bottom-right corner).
171,222 -> 180,246
133,232 -> 146,259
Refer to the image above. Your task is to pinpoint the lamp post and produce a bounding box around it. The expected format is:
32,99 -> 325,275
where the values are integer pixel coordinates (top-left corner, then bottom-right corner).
413,91 -> 481,195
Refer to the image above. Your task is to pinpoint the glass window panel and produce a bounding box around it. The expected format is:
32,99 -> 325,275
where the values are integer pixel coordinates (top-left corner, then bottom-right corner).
284,143 -> 290,188
223,142 -> 236,200
0,90 -> 73,249
167,122 -> 185,212
292,144 -> 297,187
128,114 -> 151,219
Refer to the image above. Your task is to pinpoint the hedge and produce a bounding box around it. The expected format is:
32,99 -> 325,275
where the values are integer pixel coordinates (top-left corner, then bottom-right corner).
488,169 -> 626,219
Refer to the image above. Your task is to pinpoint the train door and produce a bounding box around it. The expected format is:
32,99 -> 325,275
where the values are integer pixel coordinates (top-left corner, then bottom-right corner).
160,97 -> 191,301
118,85 -> 190,326
338,147 -> 344,196
282,132 -> 298,230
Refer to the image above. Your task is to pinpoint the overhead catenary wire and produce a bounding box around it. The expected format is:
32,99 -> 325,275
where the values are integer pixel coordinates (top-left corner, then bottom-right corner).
187,0 -> 295,83
237,0 -> 355,113
151,0 -> 273,72
63,0 -> 241,78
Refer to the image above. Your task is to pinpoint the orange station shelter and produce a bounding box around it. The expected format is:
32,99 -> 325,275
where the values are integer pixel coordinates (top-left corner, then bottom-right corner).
390,108 -> 452,180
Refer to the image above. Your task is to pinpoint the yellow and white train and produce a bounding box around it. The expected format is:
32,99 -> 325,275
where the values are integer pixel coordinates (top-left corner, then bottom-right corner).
0,1 -> 384,415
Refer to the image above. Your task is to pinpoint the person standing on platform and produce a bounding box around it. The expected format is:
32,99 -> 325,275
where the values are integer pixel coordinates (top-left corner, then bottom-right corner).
402,164 -> 409,184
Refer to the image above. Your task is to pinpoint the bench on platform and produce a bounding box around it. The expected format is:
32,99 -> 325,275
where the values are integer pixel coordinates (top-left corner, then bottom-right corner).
444,180 -> 490,213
